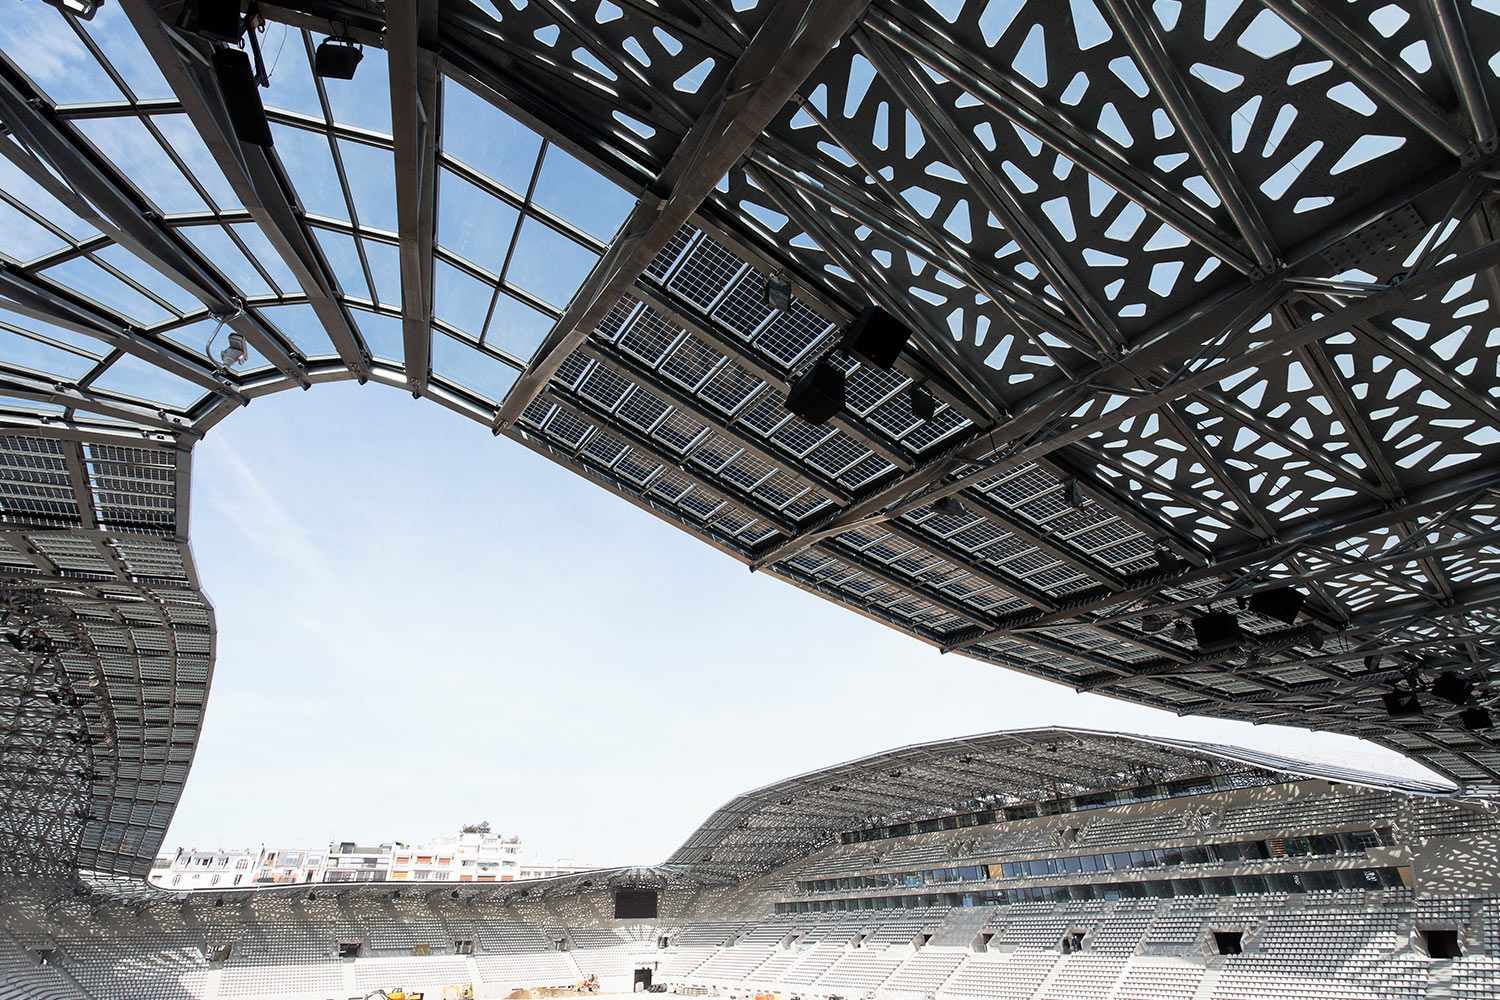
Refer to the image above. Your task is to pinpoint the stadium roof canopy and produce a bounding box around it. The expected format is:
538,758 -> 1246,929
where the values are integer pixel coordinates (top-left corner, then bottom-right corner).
3,0 -> 1500,883
663,725 -> 1459,880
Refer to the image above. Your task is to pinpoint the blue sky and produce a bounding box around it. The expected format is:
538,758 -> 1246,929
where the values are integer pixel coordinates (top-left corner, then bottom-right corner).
170,380 -> 1437,866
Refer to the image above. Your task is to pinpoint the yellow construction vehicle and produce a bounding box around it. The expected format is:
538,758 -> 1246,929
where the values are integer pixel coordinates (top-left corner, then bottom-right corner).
442,987 -> 475,999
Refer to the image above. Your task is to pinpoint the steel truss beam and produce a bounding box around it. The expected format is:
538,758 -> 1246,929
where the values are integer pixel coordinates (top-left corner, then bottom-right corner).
119,0 -> 372,381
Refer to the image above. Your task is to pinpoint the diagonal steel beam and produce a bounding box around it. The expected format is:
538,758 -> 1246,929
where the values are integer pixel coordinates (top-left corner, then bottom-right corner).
0,62 -> 305,387
493,0 -> 873,431
1258,0 -> 1470,156
120,0 -> 371,382
1100,0 -> 1278,269
388,0 -> 441,396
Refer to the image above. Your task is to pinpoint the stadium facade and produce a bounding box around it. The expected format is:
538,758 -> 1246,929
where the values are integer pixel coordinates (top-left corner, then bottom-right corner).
6,0 -> 1500,997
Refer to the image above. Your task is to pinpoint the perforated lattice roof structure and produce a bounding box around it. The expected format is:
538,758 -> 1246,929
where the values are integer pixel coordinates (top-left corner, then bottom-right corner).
3,0 -> 1500,880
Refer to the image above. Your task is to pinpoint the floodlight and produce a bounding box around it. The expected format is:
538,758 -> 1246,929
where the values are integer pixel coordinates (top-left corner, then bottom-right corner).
314,36 -> 364,80
762,272 -> 792,312
42,0 -> 104,20
1432,671 -> 1474,705
1155,546 -> 1179,572
933,495 -> 967,518
1064,479 -> 1084,509
909,383 -> 937,420
1140,613 -> 1168,633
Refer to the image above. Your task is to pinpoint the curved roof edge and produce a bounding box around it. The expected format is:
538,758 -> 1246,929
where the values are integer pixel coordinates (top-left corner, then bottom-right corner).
663,727 -> 1458,879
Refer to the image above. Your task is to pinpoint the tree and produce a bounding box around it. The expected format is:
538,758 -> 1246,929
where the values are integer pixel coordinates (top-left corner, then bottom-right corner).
460,821 -> 491,834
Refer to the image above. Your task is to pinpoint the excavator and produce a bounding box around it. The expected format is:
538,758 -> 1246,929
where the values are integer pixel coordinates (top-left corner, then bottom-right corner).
360,985 -> 473,1000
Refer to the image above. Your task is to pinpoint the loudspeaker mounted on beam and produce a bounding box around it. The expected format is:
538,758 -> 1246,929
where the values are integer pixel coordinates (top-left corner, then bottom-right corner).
188,0 -> 245,43
1191,610 -> 1244,651
211,48 -> 274,148
1248,586 -> 1305,625
841,305 -> 910,370
786,360 -> 845,425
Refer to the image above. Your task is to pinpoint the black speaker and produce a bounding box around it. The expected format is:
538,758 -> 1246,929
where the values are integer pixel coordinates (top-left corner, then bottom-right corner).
1433,671 -> 1474,705
1248,586 -> 1305,625
190,0 -> 244,43
1383,689 -> 1423,719
1191,610 -> 1243,651
786,360 -> 845,424
315,37 -> 364,80
1460,706 -> 1492,730
841,305 -> 910,370
212,48 -> 273,147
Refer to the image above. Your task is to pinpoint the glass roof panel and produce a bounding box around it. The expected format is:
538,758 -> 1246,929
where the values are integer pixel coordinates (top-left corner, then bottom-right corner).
351,308 -> 403,363
337,140 -> 398,233
0,140 -> 99,242
176,224 -> 275,298
229,223 -> 299,294
42,255 -> 174,327
259,302 -> 338,358
312,228 -> 373,302
0,306 -> 110,357
431,332 -> 519,403
0,199 -> 67,264
506,219 -> 599,308
437,169 -> 522,275
72,116 -> 209,215
433,259 -> 496,336
270,124 -> 349,222
361,237 -> 401,310
0,7 -> 123,106
532,144 -> 634,243
0,327 -> 97,382
321,43 -> 392,136
262,28 -> 327,121
152,113 -> 240,211
440,79 -> 543,196
92,244 -> 200,315
486,292 -> 555,363
90,353 -> 208,410
79,2 -> 174,101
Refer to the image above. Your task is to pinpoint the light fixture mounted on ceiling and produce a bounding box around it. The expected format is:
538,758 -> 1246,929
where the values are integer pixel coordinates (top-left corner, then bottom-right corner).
762,271 -> 792,313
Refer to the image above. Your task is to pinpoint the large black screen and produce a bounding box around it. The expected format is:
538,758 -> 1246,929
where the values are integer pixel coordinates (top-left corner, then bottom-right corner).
614,889 -> 658,919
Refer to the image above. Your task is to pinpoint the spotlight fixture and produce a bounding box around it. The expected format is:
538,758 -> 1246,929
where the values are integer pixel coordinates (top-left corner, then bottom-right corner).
42,0 -> 104,19
1065,479 -> 1084,509
315,35 -> 365,80
1460,706 -> 1493,731
762,271 -> 792,313
785,359 -> 845,424
1382,688 -> 1423,719
1171,620 -> 1192,642
1432,671 -> 1474,706
220,332 -> 248,368
841,305 -> 911,370
1155,546 -> 1179,572
1364,654 -> 1383,671
1140,613 -> 1168,634
909,382 -> 937,421
1249,585 -> 1306,625
933,495 -> 967,518
1192,610 -> 1244,651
